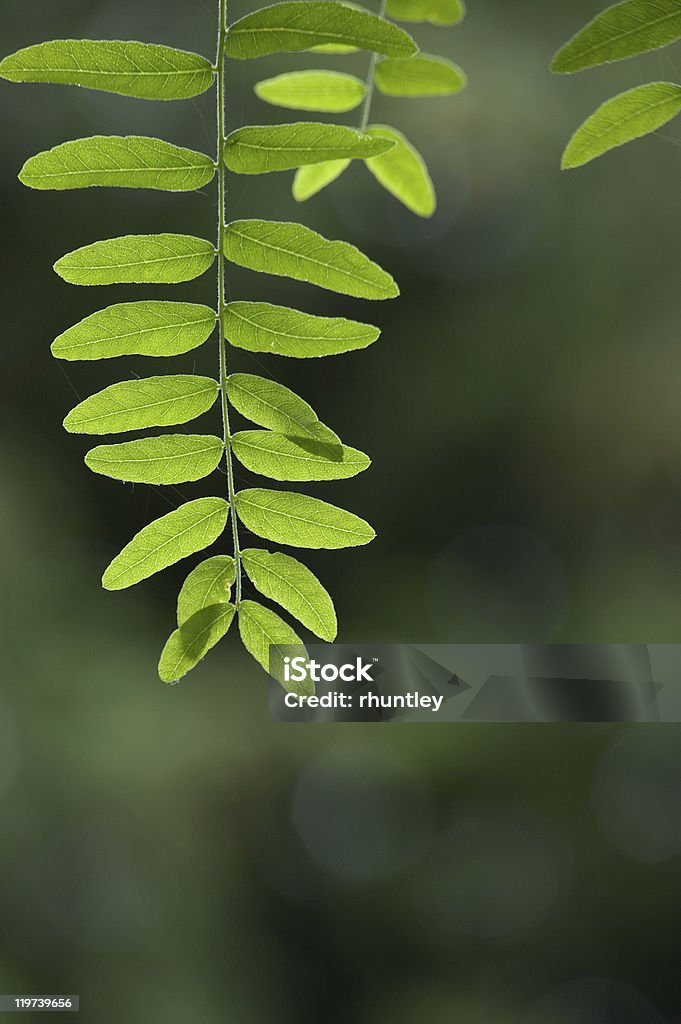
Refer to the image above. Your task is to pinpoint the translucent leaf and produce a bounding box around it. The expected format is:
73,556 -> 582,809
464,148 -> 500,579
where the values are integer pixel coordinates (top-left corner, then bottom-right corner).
102,497 -> 229,591
292,159 -> 350,201
51,302 -> 216,361
226,2 -> 418,60
159,604 -> 235,683
232,430 -> 370,481
177,556 -> 236,626
242,548 -> 337,640
224,122 -> 392,174
224,219 -> 398,299
227,372 -> 340,448
0,39 -> 215,100
365,124 -> 435,217
552,0 -> 681,74
309,43 -> 359,54
255,70 -> 365,111
54,234 -> 216,286
375,54 -> 466,96
85,434 -> 224,484
20,136 -> 215,192
235,488 -> 375,549
386,0 -> 465,25
224,301 -> 379,357
238,599 -> 310,694
561,82 -> 681,169
63,375 -> 218,434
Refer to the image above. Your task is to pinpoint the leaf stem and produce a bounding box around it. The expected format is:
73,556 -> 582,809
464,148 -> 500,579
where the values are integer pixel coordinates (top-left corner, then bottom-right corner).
216,0 -> 242,605
359,0 -> 388,131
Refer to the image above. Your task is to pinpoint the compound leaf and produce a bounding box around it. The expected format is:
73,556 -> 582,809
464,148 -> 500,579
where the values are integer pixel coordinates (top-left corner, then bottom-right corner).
51,302 -> 216,361
102,497 -> 229,591
552,0 -> 681,74
386,0 -> 465,25
20,136 -> 215,192
225,122 -> 391,174
235,488 -> 376,549
227,372 -> 340,448
0,39 -> 214,100
225,301 -> 378,358
255,70 -> 365,111
85,434 -> 224,484
64,375 -> 218,435
177,555 -> 236,626
562,82 -> 681,168
242,547 -> 337,640
54,234 -> 216,286
293,159 -> 350,200
375,54 -> 466,96
365,124 -> 436,216
232,430 -> 370,481
159,604 -> 235,683
226,2 -> 418,60
238,599 -> 310,693
224,219 -> 398,299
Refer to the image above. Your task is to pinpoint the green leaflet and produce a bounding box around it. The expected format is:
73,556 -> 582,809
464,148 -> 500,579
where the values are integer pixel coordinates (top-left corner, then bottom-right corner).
235,488 -> 376,549
293,160 -> 350,201
224,301 -> 379,357
238,600 -> 310,693
365,125 -> 436,217
64,375 -> 218,435
224,122 -> 392,174
20,136 -> 215,192
255,70 -> 365,111
226,2 -> 418,60
54,234 -> 216,286
177,556 -> 236,626
552,0 -> 681,74
386,0 -> 465,24
102,497 -> 229,591
224,219 -> 398,299
227,372 -> 340,448
375,54 -> 467,96
159,604 -> 235,683
85,434 -> 224,484
242,548 -> 337,641
232,431 -> 370,481
0,39 -> 215,100
51,302 -> 216,361
561,82 -> 681,168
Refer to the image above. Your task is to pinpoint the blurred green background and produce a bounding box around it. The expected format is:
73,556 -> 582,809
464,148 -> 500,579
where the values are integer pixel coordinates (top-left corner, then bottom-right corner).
2,1 -> 681,1020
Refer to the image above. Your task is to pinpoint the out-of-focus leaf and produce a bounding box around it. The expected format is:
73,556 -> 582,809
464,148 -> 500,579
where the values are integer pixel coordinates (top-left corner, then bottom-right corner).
375,54 -> 466,96
255,70 -> 365,111
292,159 -> 350,200
386,0 -> 465,25
365,125 -> 436,216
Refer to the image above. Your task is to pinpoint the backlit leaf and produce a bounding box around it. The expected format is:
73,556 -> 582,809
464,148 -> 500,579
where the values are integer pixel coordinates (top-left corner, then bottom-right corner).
292,159 -> 350,200
552,0 -> 681,74
64,375 -> 218,434
386,0 -> 465,25
224,219 -> 398,299
177,556 -> 236,626
227,372 -> 340,448
51,302 -> 216,361
102,497 -> 229,590
375,54 -> 466,96
561,82 -> 681,168
54,234 -> 216,286
238,599 -> 310,693
365,124 -> 436,216
0,39 -> 215,100
20,136 -> 215,192
225,122 -> 392,174
85,434 -> 224,484
159,604 -> 235,683
235,488 -> 376,549
255,70 -> 365,111
242,548 -> 337,640
226,2 -> 418,60
224,301 -> 379,357
233,430 -> 370,481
